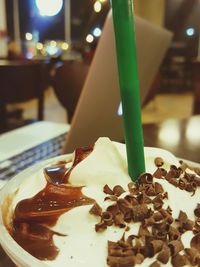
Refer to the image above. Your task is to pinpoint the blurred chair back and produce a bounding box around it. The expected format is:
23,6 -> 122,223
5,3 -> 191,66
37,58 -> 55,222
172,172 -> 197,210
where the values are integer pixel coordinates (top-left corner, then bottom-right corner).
52,61 -> 89,122
62,11 -> 172,153
0,60 -> 47,131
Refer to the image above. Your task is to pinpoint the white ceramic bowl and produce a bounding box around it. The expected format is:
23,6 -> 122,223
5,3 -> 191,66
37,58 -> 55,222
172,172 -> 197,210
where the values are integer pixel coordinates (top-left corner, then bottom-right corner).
0,154 -> 72,267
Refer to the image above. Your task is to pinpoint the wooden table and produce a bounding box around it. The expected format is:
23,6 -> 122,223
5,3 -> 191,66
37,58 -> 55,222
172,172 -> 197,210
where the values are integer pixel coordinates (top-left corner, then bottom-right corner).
143,115 -> 200,163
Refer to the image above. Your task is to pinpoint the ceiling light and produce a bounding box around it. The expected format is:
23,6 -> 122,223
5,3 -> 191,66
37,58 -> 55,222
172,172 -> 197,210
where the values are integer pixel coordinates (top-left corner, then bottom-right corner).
62,42 -> 69,50
93,27 -> 102,37
94,1 -> 102,13
36,42 -> 43,50
86,34 -> 94,43
35,0 -> 63,16
186,27 -> 195,37
25,33 -> 33,41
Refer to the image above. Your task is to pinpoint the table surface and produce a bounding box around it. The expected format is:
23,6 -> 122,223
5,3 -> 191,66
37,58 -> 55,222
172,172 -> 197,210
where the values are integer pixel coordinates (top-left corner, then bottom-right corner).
0,116 -> 200,265
143,115 -> 200,163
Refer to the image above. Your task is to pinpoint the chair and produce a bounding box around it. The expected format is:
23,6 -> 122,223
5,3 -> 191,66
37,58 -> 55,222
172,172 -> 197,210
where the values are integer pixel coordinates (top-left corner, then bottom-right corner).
51,61 -> 89,123
0,60 -> 48,132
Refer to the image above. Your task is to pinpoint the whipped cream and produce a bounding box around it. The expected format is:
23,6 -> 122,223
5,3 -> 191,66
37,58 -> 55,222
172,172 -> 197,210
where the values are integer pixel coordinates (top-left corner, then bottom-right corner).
5,138 -> 200,267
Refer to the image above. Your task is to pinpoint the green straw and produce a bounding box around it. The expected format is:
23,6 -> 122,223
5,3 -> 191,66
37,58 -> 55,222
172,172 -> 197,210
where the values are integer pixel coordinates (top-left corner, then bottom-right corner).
111,0 -> 145,181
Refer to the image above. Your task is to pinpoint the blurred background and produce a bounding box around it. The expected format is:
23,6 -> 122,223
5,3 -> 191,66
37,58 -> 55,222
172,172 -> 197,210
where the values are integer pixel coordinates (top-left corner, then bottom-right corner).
0,0 -> 200,131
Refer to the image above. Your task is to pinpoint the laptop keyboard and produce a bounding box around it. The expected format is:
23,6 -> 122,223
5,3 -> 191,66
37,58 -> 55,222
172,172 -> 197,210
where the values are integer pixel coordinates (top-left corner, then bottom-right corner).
0,133 -> 67,182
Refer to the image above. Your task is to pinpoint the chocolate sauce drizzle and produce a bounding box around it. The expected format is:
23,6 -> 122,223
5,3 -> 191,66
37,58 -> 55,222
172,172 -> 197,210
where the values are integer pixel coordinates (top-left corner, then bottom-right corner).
10,146 -> 94,260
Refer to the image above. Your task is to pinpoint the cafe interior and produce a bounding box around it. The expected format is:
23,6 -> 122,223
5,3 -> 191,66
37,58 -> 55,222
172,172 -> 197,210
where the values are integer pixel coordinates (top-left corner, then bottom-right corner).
0,0 -> 200,266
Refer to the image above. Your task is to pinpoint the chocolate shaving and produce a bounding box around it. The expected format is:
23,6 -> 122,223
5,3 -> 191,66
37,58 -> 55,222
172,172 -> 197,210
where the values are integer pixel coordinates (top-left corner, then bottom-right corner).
193,219 -> 200,234
107,255 -> 135,267
145,185 -> 157,197
114,212 -> 126,228
191,233 -> 200,250
95,220 -> 107,232
168,240 -> 184,256
103,184 -> 114,195
124,195 -> 138,206
138,225 -> 151,238
194,204 -> 200,218
89,202 -> 102,216
157,245 -> 170,264
102,211 -> 113,226
193,177 -> 200,186
148,240 -> 164,255
92,160 -> 200,267
104,195 -> 118,202
178,179 -> 186,190
185,247 -> 200,266
165,170 -> 178,181
139,173 -> 153,184
171,253 -> 187,267
113,185 -> 125,197
149,261 -> 161,267
154,182 -> 164,194
153,168 -> 163,179
117,199 -> 133,213
154,157 -> 164,167
137,192 -> 152,204
168,226 -> 181,241
185,182 -> 197,195
152,195 -> 164,211
107,204 -> 120,216
132,204 -> 150,222
177,210 -> 188,223
128,182 -> 138,195
134,253 -> 144,264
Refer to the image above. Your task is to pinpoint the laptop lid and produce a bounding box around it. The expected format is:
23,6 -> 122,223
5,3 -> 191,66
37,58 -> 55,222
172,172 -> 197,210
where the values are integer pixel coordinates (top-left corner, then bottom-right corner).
63,11 -> 172,153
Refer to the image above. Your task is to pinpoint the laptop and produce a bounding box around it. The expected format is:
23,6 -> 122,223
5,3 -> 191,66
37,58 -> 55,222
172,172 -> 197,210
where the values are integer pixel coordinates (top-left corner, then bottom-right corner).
0,11 -> 172,184
63,11 -> 173,152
